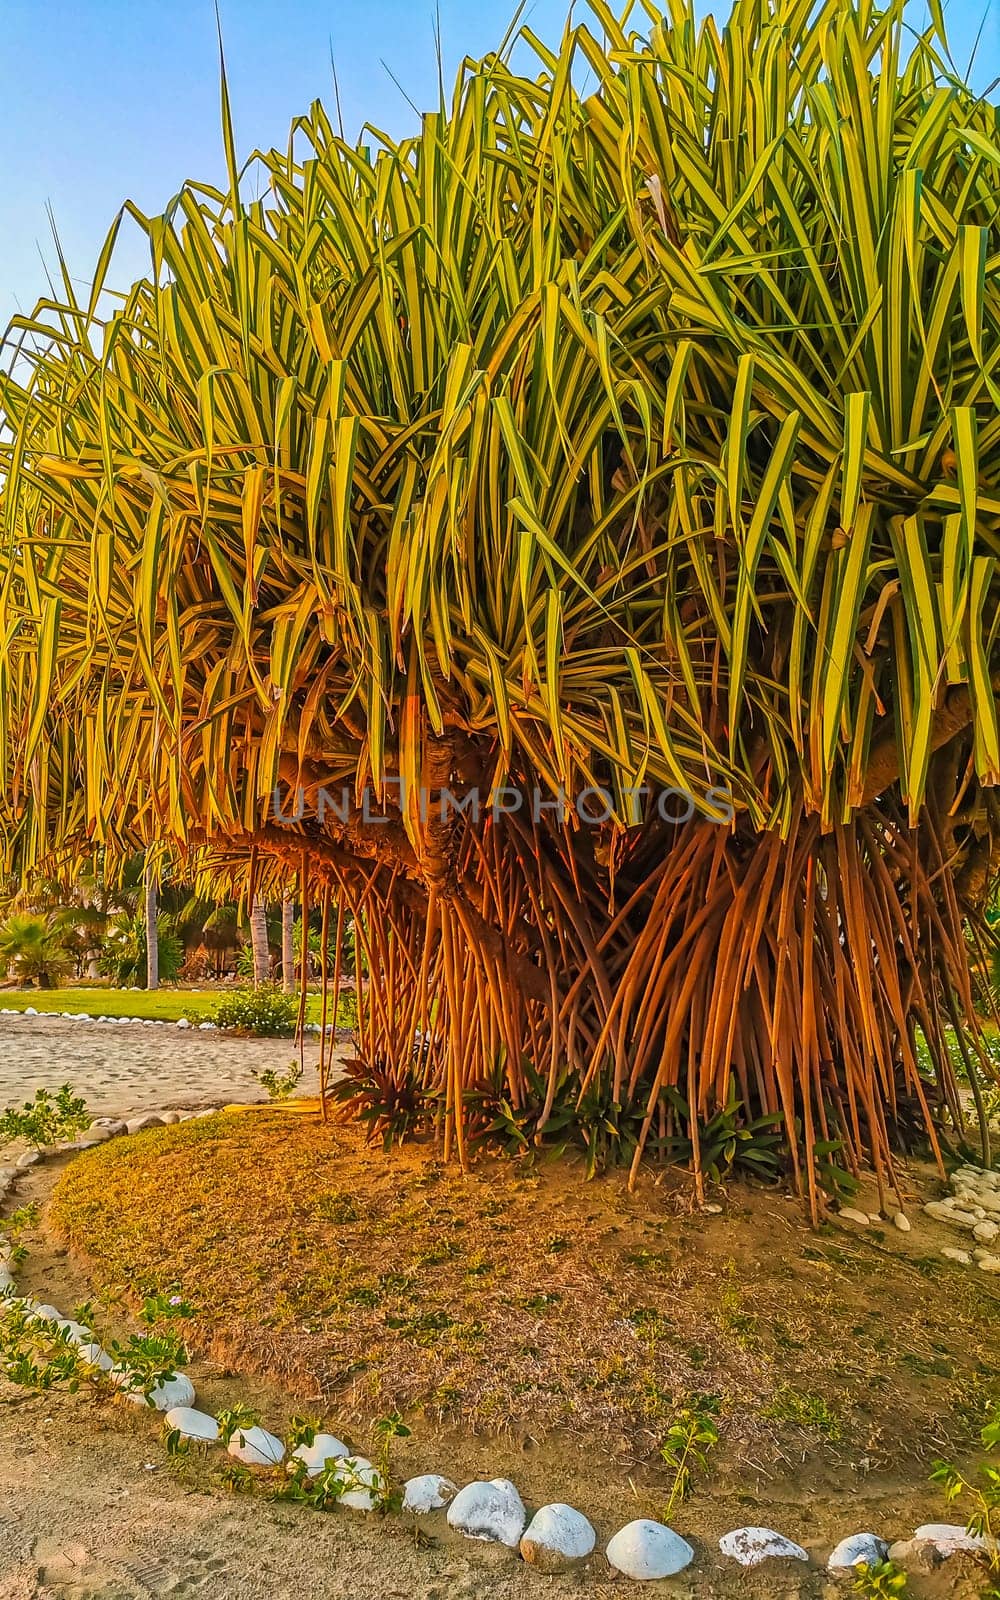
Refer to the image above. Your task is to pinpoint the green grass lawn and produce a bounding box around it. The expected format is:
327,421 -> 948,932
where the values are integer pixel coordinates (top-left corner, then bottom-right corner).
0,985 -> 335,1025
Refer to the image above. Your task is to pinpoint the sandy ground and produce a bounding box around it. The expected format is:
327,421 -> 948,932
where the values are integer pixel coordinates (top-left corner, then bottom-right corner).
0,1015 -> 326,1117
0,1026 -> 995,1600
0,1389 -> 550,1600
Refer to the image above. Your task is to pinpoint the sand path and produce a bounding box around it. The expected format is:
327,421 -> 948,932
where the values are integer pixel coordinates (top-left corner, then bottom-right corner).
0,1015 -> 327,1117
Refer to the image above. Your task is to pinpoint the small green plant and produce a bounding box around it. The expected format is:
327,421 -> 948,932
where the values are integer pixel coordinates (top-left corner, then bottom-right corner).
216,1459 -> 255,1494
0,1084 -> 90,1149
216,1403 -> 261,1446
372,1410 -> 411,1489
931,1402 -> 1000,1569
852,1558 -> 911,1598
109,1329 -> 189,1402
213,984 -> 297,1036
0,1204 -> 38,1268
102,1290 -> 194,1402
661,1086 -> 785,1183
286,1414 -> 321,1450
0,1304 -> 88,1394
138,1291 -> 195,1326
660,1396 -> 721,1515
329,1057 -> 441,1148
254,1059 -> 303,1101
1,1203 -> 38,1236
163,1424 -> 189,1457
283,1455 -> 351,1510
765,1385 -> 842,1439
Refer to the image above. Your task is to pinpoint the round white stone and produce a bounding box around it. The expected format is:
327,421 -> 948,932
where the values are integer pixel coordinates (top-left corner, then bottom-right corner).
827,1533 -> 889,1570
837,1207 -> 869,1226
719,1527 -> 809,1567
290,1434 -> 350,1476
25,1304 -> 61,1324
913,1523 -> 989,1553
942,1247 -> 972,1265
402,1473 -> 458,1513
76,1342 -> 114,1371
118,1371 -> 196,1411
893,1213 -> 911,1232
521,1504 -> 596,1571
227,1424 -> 285,1467
447,1479 -> 526,1547
165,1406 -> 220,1443
176,1018 -> 190,1029
333,1455 -> 385,1510
24,1006 -> 37,1016
606,1520 -> 694,1579
54,1319 -> 92,1345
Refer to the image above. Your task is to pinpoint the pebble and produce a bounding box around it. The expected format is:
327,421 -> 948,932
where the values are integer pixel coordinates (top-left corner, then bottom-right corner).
165,1406 -> 220,1443
447,1479 -> 527,1547
226,1424 -> 286,1467
838,1208 -> 869,1226
89,1118 -> 127,1137
402,1473 -> 458,1513
124,1114 -> 165,1135
978,1254 -> 1000,1273
887,1538 -> 943,1573
605,1520 -> 694,1579
827,1533 -> 889,1570
941,1247 -> 972,1265
521,1504 -> 596,1572
719,1527 -> 809,1567
290,1434 -> 350,1476
893,1213 -> 911,1232
974,1221 -> 1000,1245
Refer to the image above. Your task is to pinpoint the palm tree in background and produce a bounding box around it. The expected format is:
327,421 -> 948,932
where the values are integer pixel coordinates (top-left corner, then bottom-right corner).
144,856 -> 159,990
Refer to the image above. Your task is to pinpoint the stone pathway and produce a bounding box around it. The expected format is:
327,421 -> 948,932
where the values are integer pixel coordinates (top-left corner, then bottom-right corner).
0,1014 -> 328,1117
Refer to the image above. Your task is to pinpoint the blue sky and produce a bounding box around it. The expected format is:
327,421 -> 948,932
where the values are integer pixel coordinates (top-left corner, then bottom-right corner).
1,0 -> 997,332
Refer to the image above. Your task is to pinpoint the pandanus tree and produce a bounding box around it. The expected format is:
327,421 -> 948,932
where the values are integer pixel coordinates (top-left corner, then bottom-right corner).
1,0 -> 999,1214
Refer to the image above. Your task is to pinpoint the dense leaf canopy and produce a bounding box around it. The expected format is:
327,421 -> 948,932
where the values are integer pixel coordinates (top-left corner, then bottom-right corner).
1,0 -> 998,1206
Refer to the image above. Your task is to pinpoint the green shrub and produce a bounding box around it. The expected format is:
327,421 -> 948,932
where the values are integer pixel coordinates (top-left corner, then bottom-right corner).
100,913 -> 183,986
213,983 -> 297,1036
254,1060 -> 303,1101
0,1085 -> 90,1149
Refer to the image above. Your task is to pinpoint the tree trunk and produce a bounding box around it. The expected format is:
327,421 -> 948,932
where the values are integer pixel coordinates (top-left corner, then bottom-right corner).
281,897 -> 295,992
249,898 -> 270,987
144,858 -> 159,991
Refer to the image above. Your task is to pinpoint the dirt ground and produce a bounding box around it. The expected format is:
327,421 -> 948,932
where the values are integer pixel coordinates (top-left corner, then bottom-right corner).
2,1109 -> 999,1599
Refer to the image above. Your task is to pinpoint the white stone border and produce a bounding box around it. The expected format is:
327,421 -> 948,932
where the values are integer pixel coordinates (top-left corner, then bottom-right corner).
0,1004 -> 337,1035
0,1111 -> 994,1579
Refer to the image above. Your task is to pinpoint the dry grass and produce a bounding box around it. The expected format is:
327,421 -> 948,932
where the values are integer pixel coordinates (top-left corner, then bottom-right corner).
48,1106 -> 1000,1480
